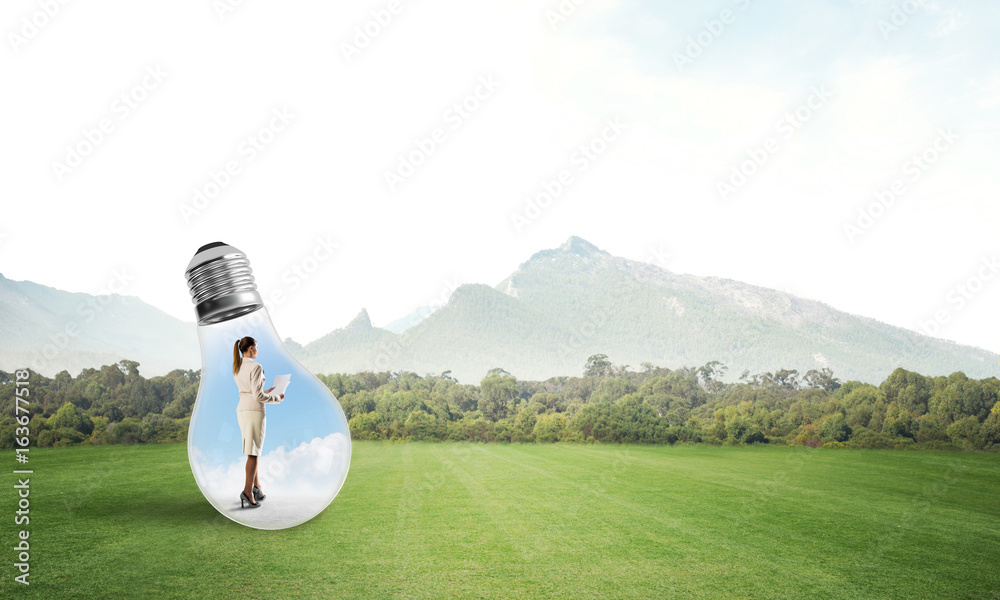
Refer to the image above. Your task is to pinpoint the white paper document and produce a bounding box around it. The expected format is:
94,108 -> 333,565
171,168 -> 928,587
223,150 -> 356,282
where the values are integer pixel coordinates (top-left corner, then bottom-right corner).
271,374 -> 291,396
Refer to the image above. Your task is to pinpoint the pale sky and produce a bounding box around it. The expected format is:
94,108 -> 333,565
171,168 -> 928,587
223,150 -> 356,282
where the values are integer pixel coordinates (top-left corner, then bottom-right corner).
2,0 -> 998,356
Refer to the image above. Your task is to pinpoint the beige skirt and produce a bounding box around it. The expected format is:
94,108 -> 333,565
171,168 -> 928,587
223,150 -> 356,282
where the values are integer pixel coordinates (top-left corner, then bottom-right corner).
236,410 -> 266,456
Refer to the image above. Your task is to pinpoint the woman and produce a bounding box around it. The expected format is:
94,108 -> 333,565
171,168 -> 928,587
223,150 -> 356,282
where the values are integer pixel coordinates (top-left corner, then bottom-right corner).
233,336 -> 285,508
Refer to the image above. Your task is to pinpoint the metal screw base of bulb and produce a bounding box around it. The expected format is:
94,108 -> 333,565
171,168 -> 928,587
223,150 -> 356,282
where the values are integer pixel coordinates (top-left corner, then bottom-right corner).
185,242 -> 264,325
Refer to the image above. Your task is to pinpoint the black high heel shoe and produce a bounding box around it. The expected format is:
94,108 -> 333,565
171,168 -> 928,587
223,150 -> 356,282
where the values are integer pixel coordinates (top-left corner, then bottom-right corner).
240,491 -> 260,508
253,486 -> 266,502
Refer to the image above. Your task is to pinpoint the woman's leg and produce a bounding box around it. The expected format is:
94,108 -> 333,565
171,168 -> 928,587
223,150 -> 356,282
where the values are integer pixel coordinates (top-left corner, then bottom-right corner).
254,415 -> 265,493
253,462 -> 262,493
244,455 -> 258,504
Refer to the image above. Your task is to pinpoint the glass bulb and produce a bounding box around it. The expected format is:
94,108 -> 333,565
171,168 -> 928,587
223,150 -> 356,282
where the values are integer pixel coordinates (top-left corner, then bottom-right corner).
183,242 -> 351,529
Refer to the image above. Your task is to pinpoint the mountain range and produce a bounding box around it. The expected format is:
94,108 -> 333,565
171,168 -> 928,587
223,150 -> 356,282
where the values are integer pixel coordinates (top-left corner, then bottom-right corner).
2,237 -> 996,383
0,273 -> 198,377
292,237 -> 999,383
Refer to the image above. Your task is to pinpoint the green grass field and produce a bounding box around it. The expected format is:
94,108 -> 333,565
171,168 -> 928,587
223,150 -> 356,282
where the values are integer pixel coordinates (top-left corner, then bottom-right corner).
2,442 -> 998,599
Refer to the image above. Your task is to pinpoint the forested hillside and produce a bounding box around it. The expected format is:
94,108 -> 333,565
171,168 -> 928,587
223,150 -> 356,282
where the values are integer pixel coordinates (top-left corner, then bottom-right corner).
4,356 -> 999,452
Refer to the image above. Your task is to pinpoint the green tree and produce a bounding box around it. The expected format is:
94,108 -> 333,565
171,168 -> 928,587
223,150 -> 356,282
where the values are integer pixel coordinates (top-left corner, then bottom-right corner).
513,408 -> 537,439
349,411 -> 382,440
840,383 -> 883,430
404,410 -> 438,440
804,368 -> 841,392
769,369 -> 800,391
534,413 -> 567,442
529,392 -> 564,413
696,361 -> 728,393
947,415 -> 983,450
49,401 -> 93,435
981,401 -> 1000,448
110,418 -> 150,444
724,414 -> 765,444
817,413 -> 852,442
480,371 -> 518,421
591,378 -> 636,403
881,368 -> 933,415
881,402 -> 915,439
584,354 -> 612,378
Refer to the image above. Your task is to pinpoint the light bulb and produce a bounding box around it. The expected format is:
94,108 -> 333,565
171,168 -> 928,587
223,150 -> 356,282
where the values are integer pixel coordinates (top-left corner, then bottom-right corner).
183,242 -> 351,529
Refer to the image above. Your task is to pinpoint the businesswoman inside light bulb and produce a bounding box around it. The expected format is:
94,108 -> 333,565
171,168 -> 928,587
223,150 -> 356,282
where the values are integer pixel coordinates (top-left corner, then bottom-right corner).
233,336 -> 284,508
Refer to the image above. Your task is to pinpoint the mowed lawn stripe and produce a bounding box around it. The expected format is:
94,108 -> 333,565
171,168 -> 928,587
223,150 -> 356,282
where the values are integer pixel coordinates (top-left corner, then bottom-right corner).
471,444 -> 997,599
2,442 -> 998,600
465,443 -> 738,598
492,444 -> 866,599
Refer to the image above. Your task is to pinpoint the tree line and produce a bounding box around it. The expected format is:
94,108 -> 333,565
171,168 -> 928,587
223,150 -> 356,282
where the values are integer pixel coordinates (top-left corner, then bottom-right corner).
2,355 -> 999,451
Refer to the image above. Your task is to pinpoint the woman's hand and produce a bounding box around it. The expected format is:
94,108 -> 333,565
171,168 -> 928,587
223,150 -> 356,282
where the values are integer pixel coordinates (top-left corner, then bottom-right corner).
265,387 -> 275,393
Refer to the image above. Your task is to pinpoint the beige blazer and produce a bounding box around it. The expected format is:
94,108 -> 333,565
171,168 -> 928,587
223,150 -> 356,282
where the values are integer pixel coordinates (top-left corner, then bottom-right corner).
234,358 -> 283,412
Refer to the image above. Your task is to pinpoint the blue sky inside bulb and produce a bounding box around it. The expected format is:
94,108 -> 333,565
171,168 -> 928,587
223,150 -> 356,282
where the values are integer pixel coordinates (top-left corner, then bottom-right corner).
188,307 -> 351,529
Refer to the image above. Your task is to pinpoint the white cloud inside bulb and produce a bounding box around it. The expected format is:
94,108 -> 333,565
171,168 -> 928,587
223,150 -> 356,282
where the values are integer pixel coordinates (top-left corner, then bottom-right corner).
191,432 -> 350,501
